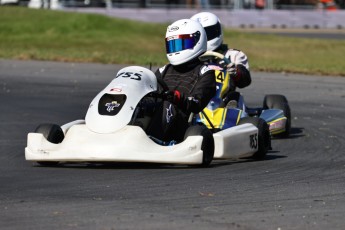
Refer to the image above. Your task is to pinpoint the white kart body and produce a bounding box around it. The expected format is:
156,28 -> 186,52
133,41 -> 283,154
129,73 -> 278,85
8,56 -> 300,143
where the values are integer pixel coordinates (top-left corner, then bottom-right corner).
26,124 -> 205,164
25,66 -> 258,165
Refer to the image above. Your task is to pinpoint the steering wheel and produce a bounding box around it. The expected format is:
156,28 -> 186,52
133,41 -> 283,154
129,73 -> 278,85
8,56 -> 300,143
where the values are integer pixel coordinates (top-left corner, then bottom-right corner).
199,51 -> 230,68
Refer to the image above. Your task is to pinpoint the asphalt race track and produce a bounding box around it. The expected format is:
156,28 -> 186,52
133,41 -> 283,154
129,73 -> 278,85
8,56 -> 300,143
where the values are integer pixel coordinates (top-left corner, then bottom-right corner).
1,59 -> 344,230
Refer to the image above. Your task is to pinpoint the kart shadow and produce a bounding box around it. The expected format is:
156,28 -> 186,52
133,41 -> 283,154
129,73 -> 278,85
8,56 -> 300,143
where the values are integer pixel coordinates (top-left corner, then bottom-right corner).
210,151 -> 287,168
36,162 -> 213,170
273,127 -> 305,140
35,154 -> 284,169
34,150 -> 287,169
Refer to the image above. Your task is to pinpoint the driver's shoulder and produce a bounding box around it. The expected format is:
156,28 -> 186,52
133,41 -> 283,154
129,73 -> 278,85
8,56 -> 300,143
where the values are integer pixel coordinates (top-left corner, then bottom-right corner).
199,64 -> 214,76
158,64 -> 170,74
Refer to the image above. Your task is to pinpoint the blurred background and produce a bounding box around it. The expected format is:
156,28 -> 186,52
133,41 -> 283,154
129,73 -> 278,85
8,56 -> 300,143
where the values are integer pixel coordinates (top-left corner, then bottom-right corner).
1,0 -> 343,10
1,0 -> 344,29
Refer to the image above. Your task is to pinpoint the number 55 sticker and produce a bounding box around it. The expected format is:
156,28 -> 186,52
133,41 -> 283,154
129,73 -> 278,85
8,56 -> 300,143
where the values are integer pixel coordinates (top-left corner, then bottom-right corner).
116,72 -> 142,81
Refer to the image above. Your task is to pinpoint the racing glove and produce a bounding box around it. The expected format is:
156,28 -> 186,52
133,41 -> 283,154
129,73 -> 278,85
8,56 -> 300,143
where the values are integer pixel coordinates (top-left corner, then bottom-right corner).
231,64 -> 251,88
163,90 -> 181,105
227,63 -> 237,77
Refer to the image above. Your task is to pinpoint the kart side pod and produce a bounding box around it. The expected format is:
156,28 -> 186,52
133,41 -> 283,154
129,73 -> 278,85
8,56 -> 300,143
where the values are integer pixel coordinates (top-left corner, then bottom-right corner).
213,123 -> 258,159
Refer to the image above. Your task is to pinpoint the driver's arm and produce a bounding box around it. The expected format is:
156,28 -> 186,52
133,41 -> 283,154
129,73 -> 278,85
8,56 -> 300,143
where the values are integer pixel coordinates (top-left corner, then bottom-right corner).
177,66 -> 216,114
154,64 -> 216,114
224,49 -> 251,89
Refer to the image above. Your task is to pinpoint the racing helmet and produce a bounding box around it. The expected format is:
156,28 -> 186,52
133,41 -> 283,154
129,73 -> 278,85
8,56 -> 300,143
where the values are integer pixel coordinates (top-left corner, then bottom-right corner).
191,12 -> 223,51
165,19 -> 207,65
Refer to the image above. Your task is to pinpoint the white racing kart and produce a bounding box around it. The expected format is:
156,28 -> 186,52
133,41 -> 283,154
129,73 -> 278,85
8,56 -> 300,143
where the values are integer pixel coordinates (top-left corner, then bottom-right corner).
25,65 -> 270,167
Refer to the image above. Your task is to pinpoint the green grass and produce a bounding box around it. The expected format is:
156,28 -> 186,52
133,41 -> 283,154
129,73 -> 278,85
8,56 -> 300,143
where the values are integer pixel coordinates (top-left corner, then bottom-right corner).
228,31 -> 345,76
0,7 -> 167,66
1,7 -> 344,76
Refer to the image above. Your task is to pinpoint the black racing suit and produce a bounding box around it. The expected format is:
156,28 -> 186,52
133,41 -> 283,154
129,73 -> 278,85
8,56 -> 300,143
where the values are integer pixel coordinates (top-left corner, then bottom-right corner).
146,58 -> 216,142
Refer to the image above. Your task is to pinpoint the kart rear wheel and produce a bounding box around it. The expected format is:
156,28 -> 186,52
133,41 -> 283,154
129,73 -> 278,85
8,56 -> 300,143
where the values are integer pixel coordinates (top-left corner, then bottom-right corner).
184,124 -> 214,167
35,124 -> 64,166
263,94 -> 291,138
238,117 -> 271,160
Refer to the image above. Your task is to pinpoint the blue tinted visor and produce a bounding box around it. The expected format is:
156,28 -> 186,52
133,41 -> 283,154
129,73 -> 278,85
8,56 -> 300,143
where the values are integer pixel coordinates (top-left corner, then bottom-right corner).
165,32 -> 201,54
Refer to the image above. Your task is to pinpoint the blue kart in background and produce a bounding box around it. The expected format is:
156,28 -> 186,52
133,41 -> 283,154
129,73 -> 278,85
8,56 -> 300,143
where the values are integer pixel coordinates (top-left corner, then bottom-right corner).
195,51 -> 291,158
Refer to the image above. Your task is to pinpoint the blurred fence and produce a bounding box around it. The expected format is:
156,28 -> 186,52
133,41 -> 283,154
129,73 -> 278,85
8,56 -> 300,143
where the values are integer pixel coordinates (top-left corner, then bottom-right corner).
22,0 -> 345,29
61,7 -> 345,29
24,0 -> 344,9
100,0 -> 343,10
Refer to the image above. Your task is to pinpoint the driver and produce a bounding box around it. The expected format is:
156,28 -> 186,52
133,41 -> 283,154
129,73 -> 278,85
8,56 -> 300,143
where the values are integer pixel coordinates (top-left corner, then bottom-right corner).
146,19 -> 216,143
191,12 -> 251,106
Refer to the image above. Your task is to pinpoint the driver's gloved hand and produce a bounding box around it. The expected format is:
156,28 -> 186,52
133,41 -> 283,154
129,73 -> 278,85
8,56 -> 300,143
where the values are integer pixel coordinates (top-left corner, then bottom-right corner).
227,63 -> 237,77
217,59 -> 228,69
163,90 -> 181,105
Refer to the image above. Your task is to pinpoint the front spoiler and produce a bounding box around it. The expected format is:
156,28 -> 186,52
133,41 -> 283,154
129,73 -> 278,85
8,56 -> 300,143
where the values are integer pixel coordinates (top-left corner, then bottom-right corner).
25,123 -> 260,165
25,125 -> 204,165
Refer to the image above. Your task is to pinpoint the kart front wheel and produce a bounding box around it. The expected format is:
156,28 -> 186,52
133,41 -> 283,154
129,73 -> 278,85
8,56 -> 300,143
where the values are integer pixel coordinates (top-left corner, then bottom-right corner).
35,124 -> 64,166
263,94 -> 291,138
238,117 -> 271,160
184,124 -> 214,167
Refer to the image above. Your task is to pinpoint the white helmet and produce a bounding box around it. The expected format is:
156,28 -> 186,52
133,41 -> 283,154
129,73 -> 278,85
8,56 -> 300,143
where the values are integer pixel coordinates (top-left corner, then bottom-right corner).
191,12 -> 223,51
165,19 -> 207,65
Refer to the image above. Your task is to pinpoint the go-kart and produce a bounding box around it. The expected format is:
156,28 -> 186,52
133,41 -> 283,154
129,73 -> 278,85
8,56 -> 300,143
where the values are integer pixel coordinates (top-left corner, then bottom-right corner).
25,66 -> 212,167
25,65 -> 270,167
25,63 -> 267,166
198,51 -> 291,139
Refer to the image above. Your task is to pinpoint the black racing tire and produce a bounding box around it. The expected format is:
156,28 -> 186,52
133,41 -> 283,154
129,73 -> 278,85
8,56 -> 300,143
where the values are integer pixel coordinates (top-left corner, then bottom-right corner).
237,117 -> 271,160
35,124 -> 64,166
184,124 -> 214,167
263,94 -> 291,138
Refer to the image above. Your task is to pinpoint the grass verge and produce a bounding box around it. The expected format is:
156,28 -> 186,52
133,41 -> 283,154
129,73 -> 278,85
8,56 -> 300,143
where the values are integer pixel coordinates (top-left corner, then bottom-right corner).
0,7 -> 344,76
